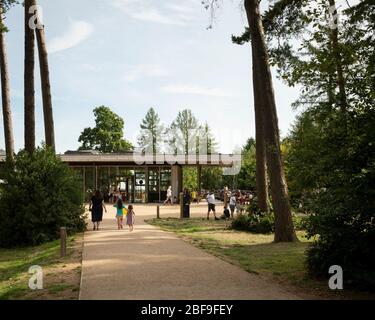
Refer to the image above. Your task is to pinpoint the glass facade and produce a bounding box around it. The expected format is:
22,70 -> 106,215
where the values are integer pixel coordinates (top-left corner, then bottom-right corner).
134,169 -> 146,203
85,167 -> 95,196
160,168 -> 172,201
70,166 -> 171,203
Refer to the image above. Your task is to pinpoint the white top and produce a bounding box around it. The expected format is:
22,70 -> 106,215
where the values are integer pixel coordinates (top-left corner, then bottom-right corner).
229,196 -> 236,206
207,194 -> 216,204
167,188 -> 172,197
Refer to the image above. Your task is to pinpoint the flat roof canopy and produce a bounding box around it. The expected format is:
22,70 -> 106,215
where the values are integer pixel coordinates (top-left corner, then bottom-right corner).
60,153 -> 237,167
0,152 -> 240,168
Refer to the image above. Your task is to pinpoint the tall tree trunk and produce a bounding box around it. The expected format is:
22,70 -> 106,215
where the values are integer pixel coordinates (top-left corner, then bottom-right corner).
245,0 -> 297,242
0,9 -> 14,161
253,50 -> 269,213
24,0 -> 36,153
328,0 -> 347,113
35,5 -> 55,150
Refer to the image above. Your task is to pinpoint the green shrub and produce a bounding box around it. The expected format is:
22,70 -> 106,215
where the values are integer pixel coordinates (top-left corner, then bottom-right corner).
0,147 -> 86,248
231,197 -> 275,234
292,214 -> 309,231
287,110 -> 375,290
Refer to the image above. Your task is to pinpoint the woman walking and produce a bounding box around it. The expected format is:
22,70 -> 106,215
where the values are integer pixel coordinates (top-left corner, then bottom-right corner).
89,190 -> 107,231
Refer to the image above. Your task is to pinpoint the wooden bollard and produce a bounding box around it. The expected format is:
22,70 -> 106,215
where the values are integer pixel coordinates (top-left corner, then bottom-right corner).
157,205 -> 160,219
180,192 -> 184,219
60,227 -> 67,258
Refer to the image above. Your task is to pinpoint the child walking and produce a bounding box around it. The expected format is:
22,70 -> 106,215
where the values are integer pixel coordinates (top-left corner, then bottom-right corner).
126,205 -> 135,232
114,197 -> 126,230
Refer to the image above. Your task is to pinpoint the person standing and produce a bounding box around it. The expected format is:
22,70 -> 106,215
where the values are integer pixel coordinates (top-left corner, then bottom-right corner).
206,191 -> 219,221
223,185 -> 229,208
89,190 -> 107,231
191,190 -> 197,203
183,189 -> 191,218
164,186 -> 173,205
229,193 -> 237,219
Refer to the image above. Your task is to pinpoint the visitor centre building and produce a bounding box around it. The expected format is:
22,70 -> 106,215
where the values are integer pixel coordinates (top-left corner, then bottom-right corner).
0,150 -> 239,203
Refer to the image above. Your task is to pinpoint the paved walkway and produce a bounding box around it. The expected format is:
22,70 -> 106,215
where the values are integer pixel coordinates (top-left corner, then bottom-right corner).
79,204 -> 301,300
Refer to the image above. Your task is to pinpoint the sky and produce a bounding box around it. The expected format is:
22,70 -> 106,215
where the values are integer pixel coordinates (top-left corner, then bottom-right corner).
1,0 -> 301,154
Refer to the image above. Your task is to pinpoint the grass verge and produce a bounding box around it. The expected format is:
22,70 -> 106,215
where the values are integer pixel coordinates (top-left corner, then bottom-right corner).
146,218 -> 375,300
0,234 -> 83,300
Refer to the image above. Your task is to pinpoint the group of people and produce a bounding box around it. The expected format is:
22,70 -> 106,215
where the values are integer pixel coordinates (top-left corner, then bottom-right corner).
164,186 -> 202,205
89,190 -> 135,231
206,188 -> 254,220
89,186 -> 252,231
166,186 -> 252,221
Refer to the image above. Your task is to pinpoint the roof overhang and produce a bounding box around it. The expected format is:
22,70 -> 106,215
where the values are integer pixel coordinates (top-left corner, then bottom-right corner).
0,153 -> 241,168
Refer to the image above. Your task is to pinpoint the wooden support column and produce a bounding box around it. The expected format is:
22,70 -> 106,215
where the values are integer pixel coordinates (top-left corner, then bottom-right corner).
95,165 -> 98,191
83,167 -> 86,196
171,165 -> 183,201
180,192 -> 184,219
145,166 -> 149,203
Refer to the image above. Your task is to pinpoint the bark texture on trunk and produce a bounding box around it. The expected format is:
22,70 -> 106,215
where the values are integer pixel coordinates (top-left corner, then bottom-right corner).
35,7 -> 55,150
253,50 -> 269,213
328,0 -> 347,113
245,0 -> 297,242
24,0 -> 36,153
0,10 -> 14,161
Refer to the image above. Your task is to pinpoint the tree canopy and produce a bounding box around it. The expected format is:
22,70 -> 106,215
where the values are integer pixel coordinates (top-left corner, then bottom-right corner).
78,106 -> 133,153
137,107 -> 164,154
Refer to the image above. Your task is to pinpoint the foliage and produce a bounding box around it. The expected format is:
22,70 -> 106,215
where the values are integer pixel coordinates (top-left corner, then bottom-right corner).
236,138 -> 256,191
166,109 -> 218,155
137,107 -> 164,154
287,109 -> 375,290
0,1 -> 18,32
231,0 -> 375,290
166,109 -> 200,155
198,122 -> 218,155
231,213 -> 275,234
292,214 -> 310,232
183,167 -> 198,191
201,167 -> 224,190
231,198 -> 275,234
78,106 -> 133,153
199,137 -> 257,191
0,147 -> 86,248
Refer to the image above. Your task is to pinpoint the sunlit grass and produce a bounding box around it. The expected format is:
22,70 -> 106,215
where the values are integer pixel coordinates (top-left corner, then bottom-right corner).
0,237 -> 80,300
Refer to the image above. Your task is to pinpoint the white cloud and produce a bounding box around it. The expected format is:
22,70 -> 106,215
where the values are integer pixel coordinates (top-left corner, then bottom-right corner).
130,8 -> 186,25
161,84 -> 231,97
123,64 -> 169,82
164,3 -> 195,13
48,21 -> 94,54
112,0 -> 197,26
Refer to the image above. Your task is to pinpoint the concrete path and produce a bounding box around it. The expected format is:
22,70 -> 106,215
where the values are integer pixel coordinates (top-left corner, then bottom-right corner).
79,204 -> 301,300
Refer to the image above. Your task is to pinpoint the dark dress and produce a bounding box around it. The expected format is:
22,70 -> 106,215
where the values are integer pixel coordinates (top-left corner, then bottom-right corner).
183,193 -> 191,218
91,196 -> 104,222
